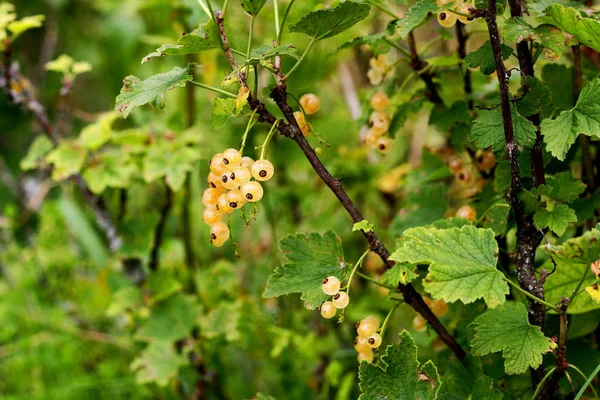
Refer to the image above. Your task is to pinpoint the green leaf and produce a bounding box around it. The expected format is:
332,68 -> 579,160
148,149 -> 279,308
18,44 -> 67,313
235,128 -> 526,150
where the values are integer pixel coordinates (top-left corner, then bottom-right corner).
542,63 -> 573,112
470,302 -> 555,374
504,17 -> 576,61
289,1 -> 371,41
359,330 -> 440,399
517,77 -> 552,117
106,286 -> 143,317
262,231 -> 348,310
544,172 -> 586,202
20,136 -> 53,171
77,111 -> 120,150
396,0 -> 452,39
211,97 -> 239,129
529,0 -> 585,14
131,342 -> 186,387
541,78 -> 600,160
380,262 -> 418,286
199,301 -> 242,341
136,293 -> 202,342
142,21 -> 219,63
539,4 -> 600,53
45,143 -> 87,180
146,269 -> 183,304
464,41 -> 512,75
337,31 -> 391,53
479,202 -> 510,237
470,104 -> 537,152
353,220 -> 373,232
143,145 -> 199,191
391,225 -> 508,307
115,65 -> 194,118
429,101 -> 471,132
7,14 -> 44,40
82,152 -> 137,194
240,0 -> 267,16
534,204 -> 577,236
390,183 -> 449,235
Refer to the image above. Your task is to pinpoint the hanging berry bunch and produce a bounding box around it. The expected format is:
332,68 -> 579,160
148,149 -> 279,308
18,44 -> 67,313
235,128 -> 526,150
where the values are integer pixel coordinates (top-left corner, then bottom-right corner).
366,54 -> 391,86
364,91 -> 393,154
436,0 -> 475,28
354,315 -> 382,363
319,276 -> 350,319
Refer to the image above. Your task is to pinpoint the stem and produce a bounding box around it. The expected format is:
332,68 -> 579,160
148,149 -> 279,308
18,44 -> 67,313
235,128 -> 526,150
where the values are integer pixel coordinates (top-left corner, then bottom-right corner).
239,109 -> 258,155
532,367 -> 556,400
354,271 -> 395,290
189,81 -> 237,98
273,0 -> 280,39
195,0 -> 212,19
246,16 -> 256,77
503,277 -> 560,312
345,250 -> 370,298
406,32 -> 443,104
277,0 -> 296,44
455,23 -> 473,110
223,0 -> 230,15
183,52 -> 197,269
573,45 -> 595,192
260,119 -> 280,159
231,48 -> 246,57
569,264 -> 591,309
148,186 -> 174,271
379,301 -> 402,339
284,38 -> 316,80
574,362 -> 600,400
384,39 -> 411,58
364,0 -> 400,18
570,364 -> 600,400
420,37 -> 442,57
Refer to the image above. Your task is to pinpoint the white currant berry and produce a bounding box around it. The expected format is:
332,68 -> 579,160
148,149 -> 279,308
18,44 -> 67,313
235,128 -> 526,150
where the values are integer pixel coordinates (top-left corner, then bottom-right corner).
207,172 -> 224,189
363,315 -> 380,329
210,153 -> 227,175
240,156 -> 254,170
370,91 -> 389,111
300,93 -> 321,115
202,207 -> 222,226
320,301 -> 337,319
332,291 -> 350,309
364,128 -> 383,147
369,111 -> 391,132
367,333 -> 382,348
210,221 -> 230,243
437,11 -> 457,27
356,321 -> 376,338
354,336 -> 371,352
221,171 -> 240,190
412,315 -> 427,332
294,111 -> 306,126
431,299 -> 449,317
475,150 -> 496,171
241,181 -> 264,202
211,237 -> 227,248
369,54 -> 388,70
225,189 -> 245,209
202,188 -> 222,207
357,349 -> 374,363
367,68 -> 383,86
231,166 -> 251,186
376,137 -> 393,154
216,194 -> 233,214
322,276 -> 341,295
251,159 -> 274,181
455,205 -> 476,221
456,2 -> 475,24
223,148 -> 242,169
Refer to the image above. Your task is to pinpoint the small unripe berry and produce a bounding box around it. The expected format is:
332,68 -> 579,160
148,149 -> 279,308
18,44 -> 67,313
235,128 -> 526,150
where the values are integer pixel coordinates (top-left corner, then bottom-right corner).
322,276 -> 341,295
223,148 -> 242,169
314,146 -> 323,156
300,93 -> 321,115
370,91 -> 389,111
357,349 -> 374,363
241,181 -> 264,202
320,301 -> 337,319
251,159 -> 274,181
357,321 -> 376,338
367,333 -> 382,348
455,205 -> 477,221
332,291 -> 350,309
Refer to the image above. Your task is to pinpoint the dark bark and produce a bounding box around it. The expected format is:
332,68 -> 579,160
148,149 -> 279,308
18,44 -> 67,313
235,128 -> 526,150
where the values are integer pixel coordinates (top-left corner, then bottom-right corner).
407,32 -> 443,104
148,186 -> 174,271
455,23 -> 473,110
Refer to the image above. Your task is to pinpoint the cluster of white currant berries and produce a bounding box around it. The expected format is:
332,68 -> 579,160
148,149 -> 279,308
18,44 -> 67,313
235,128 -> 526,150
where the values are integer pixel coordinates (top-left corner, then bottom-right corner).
412,297 -> 449,332
364,91 -> 393,154
293,93 -> 321,137
367,54 -> 392,86
437,0 -> 475,28
319,276 -> 350,319
203,148 -> 274,247
354,315 -> 382,363
443,149 -> 495,198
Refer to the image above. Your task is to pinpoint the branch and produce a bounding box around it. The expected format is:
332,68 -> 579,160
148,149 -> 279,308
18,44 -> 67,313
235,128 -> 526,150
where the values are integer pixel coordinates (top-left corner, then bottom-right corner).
455,23 -> 473,110
406,32 -> 443,104
148,185 -> 174,271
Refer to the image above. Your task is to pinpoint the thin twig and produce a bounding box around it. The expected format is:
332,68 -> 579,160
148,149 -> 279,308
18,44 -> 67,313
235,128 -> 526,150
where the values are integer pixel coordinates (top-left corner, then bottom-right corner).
406,32 -> 443,104
148,185 -> 174,271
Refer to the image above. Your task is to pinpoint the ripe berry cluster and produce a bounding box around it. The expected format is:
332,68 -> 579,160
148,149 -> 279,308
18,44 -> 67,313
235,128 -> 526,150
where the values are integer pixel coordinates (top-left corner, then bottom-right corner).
294,93 -> 320,137
354,315 -> 382,363
444,149 -> 495,198
436,0 -> 475,28
367,54 -> 391,86
411,297 -> 449,332
319,276 -> 350,319
364,91 -> 393,154
203,148 -> 274,247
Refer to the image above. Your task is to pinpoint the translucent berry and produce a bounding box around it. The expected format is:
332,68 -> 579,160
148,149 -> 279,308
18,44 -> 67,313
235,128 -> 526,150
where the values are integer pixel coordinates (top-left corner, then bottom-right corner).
208,172 -> 224,189
320,301 -> 337,319
231,167 -> 251,186
216,194 -> 233,214
456,2 -> 475,24
300,122 -> 311,137
332,291 -> 350,309
412,315 -> 427,332
294,111 -> 306,126
211,238 -> 227,248
356,321 -> 376,338
223,148 -> 242,169
210,153 -> 227,175
369,54 -> 388,70
455,205 -> 476,221
300,93 -> 321,115
241,181 -> 264,202
475,150 -> 496,171
455,168 -> 474,185
354,336 -> 371,352
437,11 -> 457,27
202,188 -> 222,207
363,315 -> 380,330
221,171 -> 240,190
210,221 -> 230,243
367,68 -> 383,86
364,128 -> 383,146
251,159 -> 274,182
376,137 -> 393,154
369,111 -> 391,132
431,299 -> 449,317
367,333 -> 382,348
447,156 -> 463,173
202,207 -> 222,226
240,156 -> 254,170
370,91 -> 389,111
322,276 -> 341,295
357,349 -> 374,363
225,189 -> 245,209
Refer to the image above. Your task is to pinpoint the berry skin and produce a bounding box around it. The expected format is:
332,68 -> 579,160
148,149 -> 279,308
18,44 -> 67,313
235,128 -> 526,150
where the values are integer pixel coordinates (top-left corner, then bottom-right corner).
431,299 -> 449,317
354,336 -> 371,352
357,349 -> 374,363
447,156 -> 463,174
370,91 -> 389,111
455,168 -> 475,185
225,189 -> 245,209
367,68 -> 383,86
369,111 -> 391,132
300,93 -> 321,115
455,205 -> 477,221
369,54 -> 388,70
216,194 -> 233,214
211,238 -> 227,248
294,111 -> 306,126
412,315 -> 427,332
437,11 -> 457,27
376,137 -> 393,154
240,156 -> 254,170
320,301 -> 337,319
332,291 -> 350,309
231,167 -> 251,186
456,2 -> 475,24
223,148 -> 242,169
210,153 -> 227,175
364,128 -> 383,146
475,150 -> 496,171
208,172 -> 224,189
356,321 -> 376,338
363,315 -> 380,329
367,333 -> 382,348
202,188 -> 222,207
300,123 -> 311,137
210,221 -> 230,243
221,171 -> 240,190
241,181 -> 264,202
202,207 -> 222,226
322,276 -> 341,295
251,160 -> 274,181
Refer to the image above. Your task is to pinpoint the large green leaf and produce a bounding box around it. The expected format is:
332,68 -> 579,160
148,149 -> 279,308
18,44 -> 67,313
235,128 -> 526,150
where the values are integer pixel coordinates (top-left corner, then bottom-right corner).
539,4 -> 600,52
541,78 -> 600,160
82,152 -> 137,194
503,17 -> 577,60
396,0 -> 453,39
115,65 -> 194,118
391,226 -> 508,307
359,331 -> 440,400
143,145 -> 199,191
533,203 -> 577,236
262,231 -> 348,309
464,41 -> 512,75
470,302 -> 555,374
20,136 -> 53,171
471,104 -> 537,152
131,342 -> 186,387
142,21 -> 219,63
380,262 -> 418,286
45,142 -> 87,180
77,111 -> 120,150
289,1 -> 371,41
